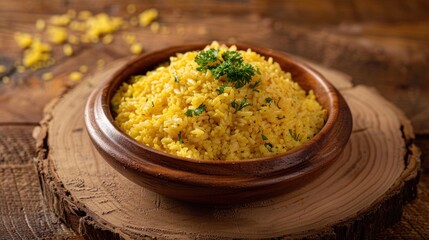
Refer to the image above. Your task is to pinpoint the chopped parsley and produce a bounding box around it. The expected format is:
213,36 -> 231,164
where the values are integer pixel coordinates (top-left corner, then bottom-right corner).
178,131 -> 183,144
265,97 -> 272,103
231,98 -> 251,112
264,142 -> 273,151
249,80 -> 261,92
195,48 -> 257,88
216,83 -> 228,94
289,129 -> 300,141
262,134 -> 272,151
185,103 -> 206,117
173,69 -> 179,82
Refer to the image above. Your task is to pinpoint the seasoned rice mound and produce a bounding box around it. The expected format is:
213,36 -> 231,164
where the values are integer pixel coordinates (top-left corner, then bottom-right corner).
111,42 -> 327,160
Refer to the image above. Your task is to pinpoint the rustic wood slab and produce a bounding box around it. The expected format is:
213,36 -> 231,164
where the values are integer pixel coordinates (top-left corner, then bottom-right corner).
0,125 -> 78,239
35,58 -> 420,239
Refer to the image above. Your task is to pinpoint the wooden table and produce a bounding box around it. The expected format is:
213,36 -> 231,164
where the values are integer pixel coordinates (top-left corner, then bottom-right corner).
1,1 -> 428,239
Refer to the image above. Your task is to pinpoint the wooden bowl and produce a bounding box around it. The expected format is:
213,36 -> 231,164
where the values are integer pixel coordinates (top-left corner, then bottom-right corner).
84,43 -> 352,204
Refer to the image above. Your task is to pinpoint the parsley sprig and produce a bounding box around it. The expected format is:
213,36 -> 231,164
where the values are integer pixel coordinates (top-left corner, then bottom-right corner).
185,103 -> 206,117
231,98 -> 251,112
195,49 -> 220,72
195,48 -> 257,88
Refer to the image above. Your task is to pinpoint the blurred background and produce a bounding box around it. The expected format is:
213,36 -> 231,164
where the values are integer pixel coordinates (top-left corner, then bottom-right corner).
1,0 -> 428,134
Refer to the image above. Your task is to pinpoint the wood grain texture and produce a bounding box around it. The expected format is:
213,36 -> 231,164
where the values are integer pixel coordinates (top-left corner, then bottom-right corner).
377,175 -> 429,239
0,126 -> 78,240
35,59 -> 420,239
0,125 -> 36,165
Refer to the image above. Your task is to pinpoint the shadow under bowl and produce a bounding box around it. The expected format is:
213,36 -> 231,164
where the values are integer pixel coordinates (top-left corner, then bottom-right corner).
84,43 -> 352,205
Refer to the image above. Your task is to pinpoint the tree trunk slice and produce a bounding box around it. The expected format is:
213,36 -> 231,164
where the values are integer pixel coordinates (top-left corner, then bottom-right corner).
35,58 -> 420,239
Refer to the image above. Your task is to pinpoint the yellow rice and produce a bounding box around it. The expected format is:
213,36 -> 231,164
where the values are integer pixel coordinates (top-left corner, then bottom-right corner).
112,42 -> 327,161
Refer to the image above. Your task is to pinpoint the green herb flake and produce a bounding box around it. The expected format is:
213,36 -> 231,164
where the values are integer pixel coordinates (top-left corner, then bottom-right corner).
289,129 -> 300,141
231,98 -> 251,112
249,80 -> 261,91
216,83 -> 228,94
264,142 -> 273,151
265,97 -> 272,103
262,134 -> 268,141
173,69 -> 179,82
185,103 -> 206,117
178,131 -> 183,144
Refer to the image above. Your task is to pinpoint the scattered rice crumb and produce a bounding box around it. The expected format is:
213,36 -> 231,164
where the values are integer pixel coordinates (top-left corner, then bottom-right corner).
35,19 -> 46,31
130,43 -> 143,55
63,44 -> 73,56
67,9 -> 77,19
69,20 -> 87,32
102,34 -> 114,44
129,17 -> 139,26
22,38 -> 52,68
12,8 -> 164,73
68,35 -> 79,45
80,34 -> 91,43
50,14 -> 71,26
122,32 -> 136,44
69,71 -> 83,81
150,22 -> 159,33
127,4 -> 137,14
14,32 -> 33,48
85,13 -> 123,41
79,65 -> 88,73
139,8 -> 158,27
78,10 -> 92,20
2,76 -> 10,84
47,26 -> 68,44
42,72 -> 53,81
